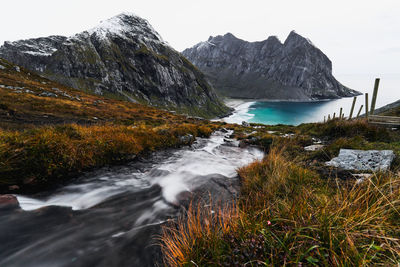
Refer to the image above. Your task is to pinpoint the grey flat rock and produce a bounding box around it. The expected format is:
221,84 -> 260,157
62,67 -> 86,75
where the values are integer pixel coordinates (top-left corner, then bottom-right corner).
304,144 -> 324,151
326,149 -> 395,171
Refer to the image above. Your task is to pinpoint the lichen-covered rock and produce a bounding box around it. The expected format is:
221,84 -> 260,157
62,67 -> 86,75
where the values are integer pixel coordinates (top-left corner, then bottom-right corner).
182,31 -> 361,100
0,13 -> 230,118
325,149 -> 395,171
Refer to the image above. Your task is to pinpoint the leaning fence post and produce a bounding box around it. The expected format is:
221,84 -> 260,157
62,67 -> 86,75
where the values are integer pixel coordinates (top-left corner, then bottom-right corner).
357,105 -> 364,118
349,96 -> 357,119
365,93 -> 369,120
370,78 -> 380,115
333,112 -> 336,119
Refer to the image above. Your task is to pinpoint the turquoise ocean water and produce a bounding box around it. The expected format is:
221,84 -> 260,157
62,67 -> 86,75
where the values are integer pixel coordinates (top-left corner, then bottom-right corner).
223,74 -> 400,125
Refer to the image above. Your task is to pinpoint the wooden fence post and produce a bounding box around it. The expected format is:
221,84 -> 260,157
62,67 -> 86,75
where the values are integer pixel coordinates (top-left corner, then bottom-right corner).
357,105 -> 364,118
324,116 -> 326,123
328,114 -> 331,120
370,78 -> 380,115
365,93 -> 369,120
349,96 -> 357,119
333,112 -> 336,119
339,107 -> 343,119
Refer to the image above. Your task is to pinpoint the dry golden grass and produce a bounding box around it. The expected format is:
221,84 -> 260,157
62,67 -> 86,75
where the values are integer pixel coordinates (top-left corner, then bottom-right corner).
161,202 -> 239,266
0,122 -> 214,192
0,57 -> 199,129
161,147 -> 400,266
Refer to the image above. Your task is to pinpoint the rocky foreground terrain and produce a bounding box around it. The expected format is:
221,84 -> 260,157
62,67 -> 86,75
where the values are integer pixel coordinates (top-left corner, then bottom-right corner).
183,31 -> 361,100
0,13 -> 230,118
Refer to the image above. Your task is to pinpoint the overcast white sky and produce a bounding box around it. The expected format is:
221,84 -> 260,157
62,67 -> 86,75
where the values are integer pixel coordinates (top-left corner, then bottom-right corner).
1,0 -> 399,76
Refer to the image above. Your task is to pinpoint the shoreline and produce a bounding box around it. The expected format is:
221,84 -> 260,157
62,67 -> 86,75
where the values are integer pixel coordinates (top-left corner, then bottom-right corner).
220,95 -> 363,125
224,96 -> 359,104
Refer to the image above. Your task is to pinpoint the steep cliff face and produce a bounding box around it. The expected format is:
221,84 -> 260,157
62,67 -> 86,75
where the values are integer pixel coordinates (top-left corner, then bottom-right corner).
0,13 -> 230,118
182,31 -> 360,100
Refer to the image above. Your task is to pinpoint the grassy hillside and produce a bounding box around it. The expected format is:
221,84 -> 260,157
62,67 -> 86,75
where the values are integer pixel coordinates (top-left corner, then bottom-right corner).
0,58 -> 219,193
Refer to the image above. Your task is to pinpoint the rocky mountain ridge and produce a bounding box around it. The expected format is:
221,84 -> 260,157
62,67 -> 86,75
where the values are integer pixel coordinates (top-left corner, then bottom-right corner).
0,12 -> 230,118
183,31 -> 361,100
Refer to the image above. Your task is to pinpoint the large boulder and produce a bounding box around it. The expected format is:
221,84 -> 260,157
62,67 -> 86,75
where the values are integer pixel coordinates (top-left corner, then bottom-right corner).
325,149 -> 395,171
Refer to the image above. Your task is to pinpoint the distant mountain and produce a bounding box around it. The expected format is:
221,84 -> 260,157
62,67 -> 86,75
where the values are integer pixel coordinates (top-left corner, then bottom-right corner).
182,31 -> 361,100
0,13 -> 230,118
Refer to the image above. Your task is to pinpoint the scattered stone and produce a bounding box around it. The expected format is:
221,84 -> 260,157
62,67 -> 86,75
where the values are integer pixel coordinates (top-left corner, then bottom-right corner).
39,91 -> 58,97
179,134 -> 194,144
326,149 -> 395,171
2,85 -> 24,91
267,130 -> 276,134
312,137 -> 323,144
242,121 -> 250,127
0,194 -> 20,209
352,173 -> 373,184
0,64 -> 5,70
304,144 -> 324,151
92,117 -> 98,120
281,133 -> 295,138
14,66 -> 20,72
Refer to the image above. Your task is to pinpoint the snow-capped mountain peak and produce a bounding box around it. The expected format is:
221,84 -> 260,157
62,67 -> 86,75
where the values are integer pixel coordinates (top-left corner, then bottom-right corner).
82,12 -> 165,45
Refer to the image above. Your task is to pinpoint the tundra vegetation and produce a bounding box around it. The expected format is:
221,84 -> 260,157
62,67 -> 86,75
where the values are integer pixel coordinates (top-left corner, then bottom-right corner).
1,58 -> 399,265
162,119 -> 400,266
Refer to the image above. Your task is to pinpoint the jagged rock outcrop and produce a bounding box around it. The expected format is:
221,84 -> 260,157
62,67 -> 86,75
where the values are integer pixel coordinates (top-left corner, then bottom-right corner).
182,31 -> 361,100
0,13 -> 230,118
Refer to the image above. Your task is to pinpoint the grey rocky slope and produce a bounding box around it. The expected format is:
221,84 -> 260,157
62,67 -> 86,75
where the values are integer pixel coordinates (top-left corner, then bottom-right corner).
183,31 -> 360,100
0,13 -> 230,118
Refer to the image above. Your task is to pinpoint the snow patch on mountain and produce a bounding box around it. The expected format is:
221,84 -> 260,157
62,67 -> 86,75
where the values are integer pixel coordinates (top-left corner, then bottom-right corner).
79,12 -> 167,47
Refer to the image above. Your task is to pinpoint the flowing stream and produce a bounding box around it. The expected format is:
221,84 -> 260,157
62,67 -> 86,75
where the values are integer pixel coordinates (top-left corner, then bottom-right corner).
0,131 -> 263,267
